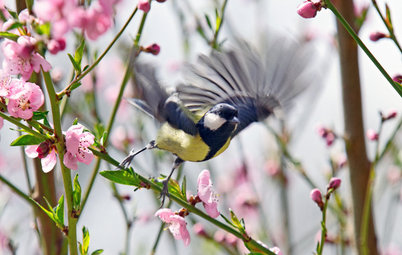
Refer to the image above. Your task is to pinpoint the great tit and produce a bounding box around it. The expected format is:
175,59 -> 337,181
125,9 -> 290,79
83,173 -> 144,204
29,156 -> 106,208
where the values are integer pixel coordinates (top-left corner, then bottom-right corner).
120,36 -> 316,204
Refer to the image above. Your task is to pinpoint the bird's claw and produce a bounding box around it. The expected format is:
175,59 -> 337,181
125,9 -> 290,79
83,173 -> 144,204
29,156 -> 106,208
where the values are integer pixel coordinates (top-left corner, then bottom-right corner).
159,179 -> 170,208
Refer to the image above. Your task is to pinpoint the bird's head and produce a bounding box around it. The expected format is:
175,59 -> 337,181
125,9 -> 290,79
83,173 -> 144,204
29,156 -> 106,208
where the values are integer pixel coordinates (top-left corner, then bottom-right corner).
197,103 -> 240,145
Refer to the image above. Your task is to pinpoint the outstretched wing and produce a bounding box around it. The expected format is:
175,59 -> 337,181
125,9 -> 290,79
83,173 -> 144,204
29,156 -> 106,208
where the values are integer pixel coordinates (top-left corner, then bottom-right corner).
131,63 -> 198,135
177,36 -> 315,136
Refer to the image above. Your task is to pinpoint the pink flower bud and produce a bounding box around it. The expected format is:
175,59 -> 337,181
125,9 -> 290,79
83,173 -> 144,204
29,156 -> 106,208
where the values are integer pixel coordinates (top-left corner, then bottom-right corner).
297,1 -> 318,19
144,43 -> 160,55
156,0 -> 166,2
383,109 -> 397,121
328,177 -> 341,190
48,38 -> 66,54
366,129 -> 379,141
369,32 -> 387,42
138,0 -> 150,12
393,75 -> 402,83
193,223 -> 207,237
36,141 -> 51,159
310,188 -> 323,209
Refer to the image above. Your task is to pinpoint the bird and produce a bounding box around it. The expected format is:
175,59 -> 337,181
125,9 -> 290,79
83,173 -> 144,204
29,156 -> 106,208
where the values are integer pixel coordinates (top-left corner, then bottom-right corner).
120,35 -> 317,205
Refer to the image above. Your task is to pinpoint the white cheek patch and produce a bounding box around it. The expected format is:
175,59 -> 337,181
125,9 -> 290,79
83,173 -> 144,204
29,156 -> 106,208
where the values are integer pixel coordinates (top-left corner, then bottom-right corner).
204,113 -> 226,131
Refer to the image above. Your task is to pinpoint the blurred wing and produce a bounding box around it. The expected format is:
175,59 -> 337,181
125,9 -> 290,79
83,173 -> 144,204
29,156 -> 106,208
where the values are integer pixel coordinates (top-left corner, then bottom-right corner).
132,62 -> 198,135
177,36 -> 316,136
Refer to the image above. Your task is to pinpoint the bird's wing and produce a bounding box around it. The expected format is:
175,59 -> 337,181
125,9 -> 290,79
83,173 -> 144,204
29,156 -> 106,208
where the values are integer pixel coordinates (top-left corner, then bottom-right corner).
177,37 -> 315,136
131,63 -> 198,136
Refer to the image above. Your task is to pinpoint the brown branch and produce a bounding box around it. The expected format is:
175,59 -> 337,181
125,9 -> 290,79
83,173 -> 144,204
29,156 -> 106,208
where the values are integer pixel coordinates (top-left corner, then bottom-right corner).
335,0 -> 378,254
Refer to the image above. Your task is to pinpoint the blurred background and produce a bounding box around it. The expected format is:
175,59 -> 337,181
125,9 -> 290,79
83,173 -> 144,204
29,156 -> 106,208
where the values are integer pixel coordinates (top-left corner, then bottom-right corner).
0,0 -> 401,254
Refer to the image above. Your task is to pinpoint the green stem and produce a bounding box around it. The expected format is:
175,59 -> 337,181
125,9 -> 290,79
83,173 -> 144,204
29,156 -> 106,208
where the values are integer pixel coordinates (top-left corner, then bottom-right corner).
93,149 -> 275,255
324,0 -> 402,97
211,0 -> 229,49
42,70 -> 78,255
0,174 -> 36,207
58,7 -> 138,99
80,9 -> 151,216
371,0 -> 402,53
317,193 -> 330,255
0,111 -> 49,141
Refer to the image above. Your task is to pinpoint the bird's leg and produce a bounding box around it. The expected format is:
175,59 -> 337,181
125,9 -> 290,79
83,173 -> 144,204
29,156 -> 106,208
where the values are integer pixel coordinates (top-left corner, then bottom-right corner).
119,140 -> 156,169
160,157 -> 184,207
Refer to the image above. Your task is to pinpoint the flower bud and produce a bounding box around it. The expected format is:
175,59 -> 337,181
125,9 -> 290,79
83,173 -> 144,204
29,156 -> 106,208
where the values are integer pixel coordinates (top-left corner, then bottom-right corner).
297,1 -> 318,19
48,38 -> 66,55
366,129 -> 379,141
36,141 -> 51,159
138,0 -> 150,13
310,188 -> 324,209
156,0 -> 166,2
143,43 -> 160,55
193,223 -> 207,237
393,75 -> 402,83
369,32 -> 387,42
328,177 -> 341,190
383,109 -> 397,121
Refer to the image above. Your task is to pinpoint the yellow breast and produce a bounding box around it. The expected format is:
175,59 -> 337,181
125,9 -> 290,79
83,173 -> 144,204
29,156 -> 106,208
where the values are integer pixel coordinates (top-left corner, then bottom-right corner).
156,123 -> 210,162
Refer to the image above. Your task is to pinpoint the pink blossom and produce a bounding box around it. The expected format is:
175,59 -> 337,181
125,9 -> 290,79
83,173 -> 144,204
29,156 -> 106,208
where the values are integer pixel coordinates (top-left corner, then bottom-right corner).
264,159 -> 280,177
99,0 -> 121,16
193,223 -> 207,237
393,75 -> 402,83
111,125 -> 135,151
387,166 -> 401,185
25,145 -> 58,173
317,125 -> 336,146
328,177 -> 341,190
297,1 -> 318,18
63,124 -> 95,170
155,209 -> 190,246
197,169 -> 220,218
81,8 -> 112,40
138,0 -> 150,12
2,37 -> 51,81
366,129 -> 379,141
7,80 -> 44,119
0,73 -> 12,97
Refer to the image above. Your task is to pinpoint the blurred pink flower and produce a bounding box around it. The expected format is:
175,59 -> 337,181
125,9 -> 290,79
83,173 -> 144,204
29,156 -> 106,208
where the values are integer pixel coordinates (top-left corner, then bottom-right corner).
0,117 -> 3,129
387,166 -> 401,185
297,1 -> 318,18
310,188 -> 323,209
366,129 -> 379,141
264,159 -> 280,177
25,145 -> 58,173
382,245 -> 402,255
81,8 -> 112,40
317,124 -> 336,146
155,208 -> 190,246
193,223 -> 207,237
138,0 -> 150,12
63,124 -> 95,170
197,169 -> 220,218
2,36 -> 51,81
47,38 -> 66,54
328,177 -> 341,190
369,32 -> 387,42
7,80 -> 44,119
143,43 -> 160,55
99,0 -> 121,16
111,125 -> 135,151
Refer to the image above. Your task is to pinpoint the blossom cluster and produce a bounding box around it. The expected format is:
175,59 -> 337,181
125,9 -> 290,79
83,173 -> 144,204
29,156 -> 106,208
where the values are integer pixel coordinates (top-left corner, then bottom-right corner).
25,124 -> 95,172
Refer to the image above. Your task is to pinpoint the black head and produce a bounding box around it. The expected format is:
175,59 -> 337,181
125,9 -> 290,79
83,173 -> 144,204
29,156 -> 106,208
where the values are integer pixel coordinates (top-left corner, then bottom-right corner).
201,103 -> 239,131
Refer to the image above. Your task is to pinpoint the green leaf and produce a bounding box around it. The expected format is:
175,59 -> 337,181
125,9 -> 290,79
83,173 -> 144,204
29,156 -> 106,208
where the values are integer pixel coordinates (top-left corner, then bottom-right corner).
73,175 -> 81,211
54,195 -> 65,226
100,170 -> 141,186
6,22 -> 24,31
82,227 -> 90,255
75,40 -> 86,70
181,176 -> 187,199
70,82 -> 82,91
215,8 -> 221,31
32,199 -> 57,225
0,31 -> 19,41
91,250 -> 104,255
385,3 -> 393,31
10,134 -> 44,146
94,123 -> 105,141
68,53 -> 81,72
32,111 -> 51,127
229,209 -> 243,230
35,23 -> 51,36
6,7 -> 18,19
204,14 -> 213,30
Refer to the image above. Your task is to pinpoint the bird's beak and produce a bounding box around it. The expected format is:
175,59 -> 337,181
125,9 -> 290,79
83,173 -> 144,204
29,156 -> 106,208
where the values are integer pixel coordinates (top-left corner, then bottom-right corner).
230,117 -> 240,125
